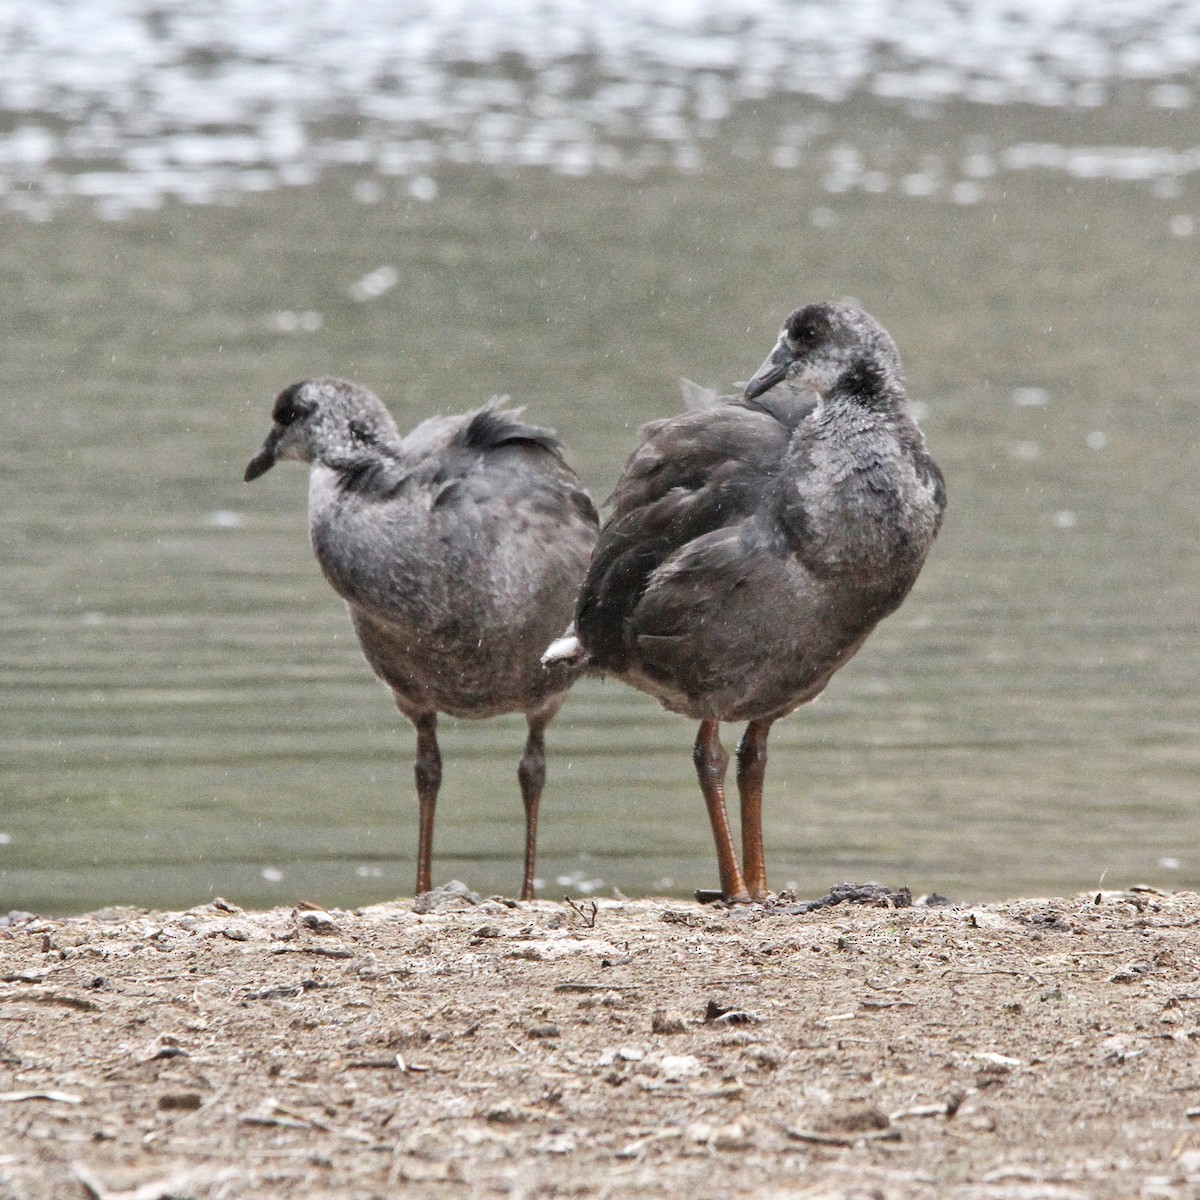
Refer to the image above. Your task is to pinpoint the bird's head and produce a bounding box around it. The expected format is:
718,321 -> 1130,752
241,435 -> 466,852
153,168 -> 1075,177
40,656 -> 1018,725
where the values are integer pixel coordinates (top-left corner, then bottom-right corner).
742,302 -> 903,407
244,377 -> 400,481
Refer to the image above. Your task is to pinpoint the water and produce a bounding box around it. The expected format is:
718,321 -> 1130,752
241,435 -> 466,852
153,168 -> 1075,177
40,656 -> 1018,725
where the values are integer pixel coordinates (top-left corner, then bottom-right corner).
2,0 -> 1198,913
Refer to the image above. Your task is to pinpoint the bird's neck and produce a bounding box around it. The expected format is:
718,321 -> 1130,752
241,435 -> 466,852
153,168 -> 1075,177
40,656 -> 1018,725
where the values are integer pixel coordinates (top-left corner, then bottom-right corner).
825,355 -> 906,416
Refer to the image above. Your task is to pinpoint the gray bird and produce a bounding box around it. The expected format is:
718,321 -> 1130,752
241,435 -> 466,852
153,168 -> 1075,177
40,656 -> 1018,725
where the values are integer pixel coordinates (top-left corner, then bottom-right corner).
544,303 -> 946,903
245,378 -> 599,901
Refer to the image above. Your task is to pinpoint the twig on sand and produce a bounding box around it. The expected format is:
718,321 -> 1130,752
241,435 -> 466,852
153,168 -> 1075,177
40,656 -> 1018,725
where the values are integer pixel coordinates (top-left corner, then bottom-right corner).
564,897 -> 599,928
0,988 -> 99,1012
72,1163 -> 238,1200
781,1123 -> 902,1147
239,1099 -> 374,1143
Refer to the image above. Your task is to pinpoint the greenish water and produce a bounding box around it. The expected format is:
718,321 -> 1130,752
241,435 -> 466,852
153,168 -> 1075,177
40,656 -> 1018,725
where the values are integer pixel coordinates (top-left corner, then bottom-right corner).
2,80 -> 1198,912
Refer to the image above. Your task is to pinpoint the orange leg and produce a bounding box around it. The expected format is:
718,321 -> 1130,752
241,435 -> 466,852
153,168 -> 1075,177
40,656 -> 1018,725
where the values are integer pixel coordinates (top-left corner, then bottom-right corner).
412,712 -> 441,896
693,719 -> 751,903
736,718 -> 774,901
517,715 -> 549,902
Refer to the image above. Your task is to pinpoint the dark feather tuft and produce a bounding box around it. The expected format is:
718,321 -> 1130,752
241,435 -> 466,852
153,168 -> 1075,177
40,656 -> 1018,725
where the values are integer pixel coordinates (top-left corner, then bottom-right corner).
460,406 -> 565,458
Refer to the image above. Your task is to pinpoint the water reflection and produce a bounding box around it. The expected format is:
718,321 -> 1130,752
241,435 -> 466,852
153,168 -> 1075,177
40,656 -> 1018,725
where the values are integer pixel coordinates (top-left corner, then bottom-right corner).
1,0 -> 1198,913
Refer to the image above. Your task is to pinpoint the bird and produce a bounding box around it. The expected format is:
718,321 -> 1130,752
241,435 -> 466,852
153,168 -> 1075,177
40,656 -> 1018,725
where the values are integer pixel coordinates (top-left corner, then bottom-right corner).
245,377 -> 599,901
544,302 -> 946,903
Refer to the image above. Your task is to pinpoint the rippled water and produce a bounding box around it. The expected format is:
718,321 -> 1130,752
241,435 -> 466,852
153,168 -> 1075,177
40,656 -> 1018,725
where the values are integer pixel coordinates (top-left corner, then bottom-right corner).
6,0 -> 1200,220
2,0 -> 1198,912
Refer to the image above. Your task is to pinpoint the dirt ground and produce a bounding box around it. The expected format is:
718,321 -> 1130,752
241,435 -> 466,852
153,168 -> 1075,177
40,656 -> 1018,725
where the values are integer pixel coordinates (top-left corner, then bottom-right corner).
2,883 -> 1200,1200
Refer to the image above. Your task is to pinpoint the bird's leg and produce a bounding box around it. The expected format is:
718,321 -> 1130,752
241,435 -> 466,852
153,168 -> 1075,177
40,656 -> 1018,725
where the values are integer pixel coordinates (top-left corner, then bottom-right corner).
517,715 -> 549,902
412,712 -> 441,897
736,717 -> 775,902
693,719 -> 751,903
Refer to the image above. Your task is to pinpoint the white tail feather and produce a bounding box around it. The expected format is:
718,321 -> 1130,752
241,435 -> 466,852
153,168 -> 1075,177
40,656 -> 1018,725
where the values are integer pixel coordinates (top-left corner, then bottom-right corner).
541,632 -> 583,666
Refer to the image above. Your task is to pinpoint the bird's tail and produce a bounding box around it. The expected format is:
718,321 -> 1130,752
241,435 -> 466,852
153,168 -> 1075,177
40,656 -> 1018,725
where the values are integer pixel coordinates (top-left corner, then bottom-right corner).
541,624 -> 589,668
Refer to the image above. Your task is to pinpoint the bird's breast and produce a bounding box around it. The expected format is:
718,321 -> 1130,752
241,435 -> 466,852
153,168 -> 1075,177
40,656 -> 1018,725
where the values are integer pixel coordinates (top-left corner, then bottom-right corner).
776,435 -> 942,586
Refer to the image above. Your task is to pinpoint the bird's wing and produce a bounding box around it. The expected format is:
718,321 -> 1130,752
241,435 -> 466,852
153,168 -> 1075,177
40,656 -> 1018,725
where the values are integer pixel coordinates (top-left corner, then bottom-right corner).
576,394 -> 813,668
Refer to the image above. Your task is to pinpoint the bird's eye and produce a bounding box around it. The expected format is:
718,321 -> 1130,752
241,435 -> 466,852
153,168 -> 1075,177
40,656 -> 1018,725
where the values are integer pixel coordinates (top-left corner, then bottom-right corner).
783,321 -> 812,354
783,308 -> 828,354
272,384 -> 314,425
284,401 -> 313,425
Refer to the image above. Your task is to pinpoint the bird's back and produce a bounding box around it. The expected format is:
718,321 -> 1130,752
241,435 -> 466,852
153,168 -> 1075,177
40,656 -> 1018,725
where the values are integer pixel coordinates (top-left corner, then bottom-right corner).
312,404 -> 599,720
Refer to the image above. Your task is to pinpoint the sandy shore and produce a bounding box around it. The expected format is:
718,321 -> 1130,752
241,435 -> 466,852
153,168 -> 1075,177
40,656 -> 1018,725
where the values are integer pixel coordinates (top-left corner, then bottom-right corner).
1,884 -> 1198,1199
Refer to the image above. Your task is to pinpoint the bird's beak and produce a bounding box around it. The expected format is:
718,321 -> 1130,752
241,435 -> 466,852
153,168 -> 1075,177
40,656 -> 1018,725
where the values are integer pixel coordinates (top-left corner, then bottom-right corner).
244,427 -> 281,481
742,335 -> 796,402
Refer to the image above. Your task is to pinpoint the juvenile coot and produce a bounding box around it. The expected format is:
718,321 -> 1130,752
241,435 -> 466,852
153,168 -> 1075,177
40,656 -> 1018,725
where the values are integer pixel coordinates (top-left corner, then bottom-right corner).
246,378 -> 599,900
545,303 -> 945,902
